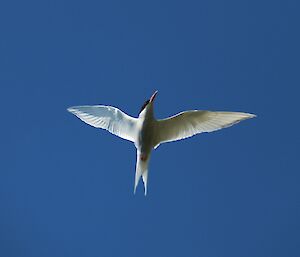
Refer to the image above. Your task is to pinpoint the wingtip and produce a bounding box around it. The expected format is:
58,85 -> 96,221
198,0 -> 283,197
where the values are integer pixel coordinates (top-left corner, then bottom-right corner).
241,112 -> 256,119
67,106 -> 79,114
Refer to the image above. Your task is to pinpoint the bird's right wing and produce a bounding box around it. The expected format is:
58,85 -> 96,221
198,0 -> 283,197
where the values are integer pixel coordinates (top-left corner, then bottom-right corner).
154,110 -> 255,146
67,105 -> 138,142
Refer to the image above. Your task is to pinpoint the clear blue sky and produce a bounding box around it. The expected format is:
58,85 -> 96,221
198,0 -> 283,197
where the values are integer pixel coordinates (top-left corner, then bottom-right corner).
0,0 -> 299,256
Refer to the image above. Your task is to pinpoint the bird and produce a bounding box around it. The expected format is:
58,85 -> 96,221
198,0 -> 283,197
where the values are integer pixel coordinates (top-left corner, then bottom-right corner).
67,91 -> 255,195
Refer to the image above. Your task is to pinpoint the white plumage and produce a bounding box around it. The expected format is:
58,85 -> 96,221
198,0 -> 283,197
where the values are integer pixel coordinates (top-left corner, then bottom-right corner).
67,105 -> 138,142
68,91 -> 255,195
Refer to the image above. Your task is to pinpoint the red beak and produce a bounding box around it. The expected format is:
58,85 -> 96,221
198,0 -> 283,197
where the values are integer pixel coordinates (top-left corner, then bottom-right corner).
150,90 -> 158,103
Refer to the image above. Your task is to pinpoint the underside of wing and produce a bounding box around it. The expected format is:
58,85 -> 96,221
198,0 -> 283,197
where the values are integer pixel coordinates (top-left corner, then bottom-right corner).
67,105 -> 138,142
154,110 -> 256,146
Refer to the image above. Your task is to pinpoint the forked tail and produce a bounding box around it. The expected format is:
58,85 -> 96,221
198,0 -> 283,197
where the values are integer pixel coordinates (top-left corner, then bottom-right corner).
134,151 -> 150,195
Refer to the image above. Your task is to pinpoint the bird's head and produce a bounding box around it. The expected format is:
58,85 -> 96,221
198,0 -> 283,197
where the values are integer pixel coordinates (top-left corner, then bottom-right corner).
138,90 -> 158,117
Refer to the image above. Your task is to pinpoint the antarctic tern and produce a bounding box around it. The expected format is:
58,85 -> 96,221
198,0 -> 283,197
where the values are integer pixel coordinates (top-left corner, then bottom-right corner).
67,91 -> 255,195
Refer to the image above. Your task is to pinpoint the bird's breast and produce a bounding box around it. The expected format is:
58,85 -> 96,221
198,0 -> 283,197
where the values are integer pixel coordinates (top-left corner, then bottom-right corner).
138,119 -> 155,153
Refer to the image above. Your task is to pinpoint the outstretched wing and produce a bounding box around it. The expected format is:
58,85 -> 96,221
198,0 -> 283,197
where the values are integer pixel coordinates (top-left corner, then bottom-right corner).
154,110 -> 255,146
67,105 -> 138,142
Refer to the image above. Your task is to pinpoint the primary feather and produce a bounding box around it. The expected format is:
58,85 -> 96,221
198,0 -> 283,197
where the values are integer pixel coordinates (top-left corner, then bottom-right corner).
67,105 -> 138,142
154,111 -> 256,147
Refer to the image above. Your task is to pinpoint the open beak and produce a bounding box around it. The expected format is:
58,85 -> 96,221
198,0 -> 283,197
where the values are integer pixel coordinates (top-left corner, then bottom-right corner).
150,90 -> 158,103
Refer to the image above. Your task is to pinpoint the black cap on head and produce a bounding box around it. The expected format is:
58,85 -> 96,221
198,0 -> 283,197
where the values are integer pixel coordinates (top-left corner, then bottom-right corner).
139,91 -> 158,114
139,99 -> 150,114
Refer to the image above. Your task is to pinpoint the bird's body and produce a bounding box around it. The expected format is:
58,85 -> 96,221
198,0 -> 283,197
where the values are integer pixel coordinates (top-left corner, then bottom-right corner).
137,109 -> 154,157
68,91 -> 255,195
134,101 -> 156,194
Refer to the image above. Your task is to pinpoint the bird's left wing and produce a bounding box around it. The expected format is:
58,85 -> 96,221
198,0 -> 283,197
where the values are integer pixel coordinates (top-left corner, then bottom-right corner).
154,110 -> 255,147
67,105 -> 138,142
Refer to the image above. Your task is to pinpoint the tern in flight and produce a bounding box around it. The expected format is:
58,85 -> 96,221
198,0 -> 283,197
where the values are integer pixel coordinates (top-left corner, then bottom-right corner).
68,91 -> 255,195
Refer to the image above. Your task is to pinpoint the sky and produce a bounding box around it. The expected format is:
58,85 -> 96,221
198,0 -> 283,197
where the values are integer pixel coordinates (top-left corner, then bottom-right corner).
0,0 -> 299,256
